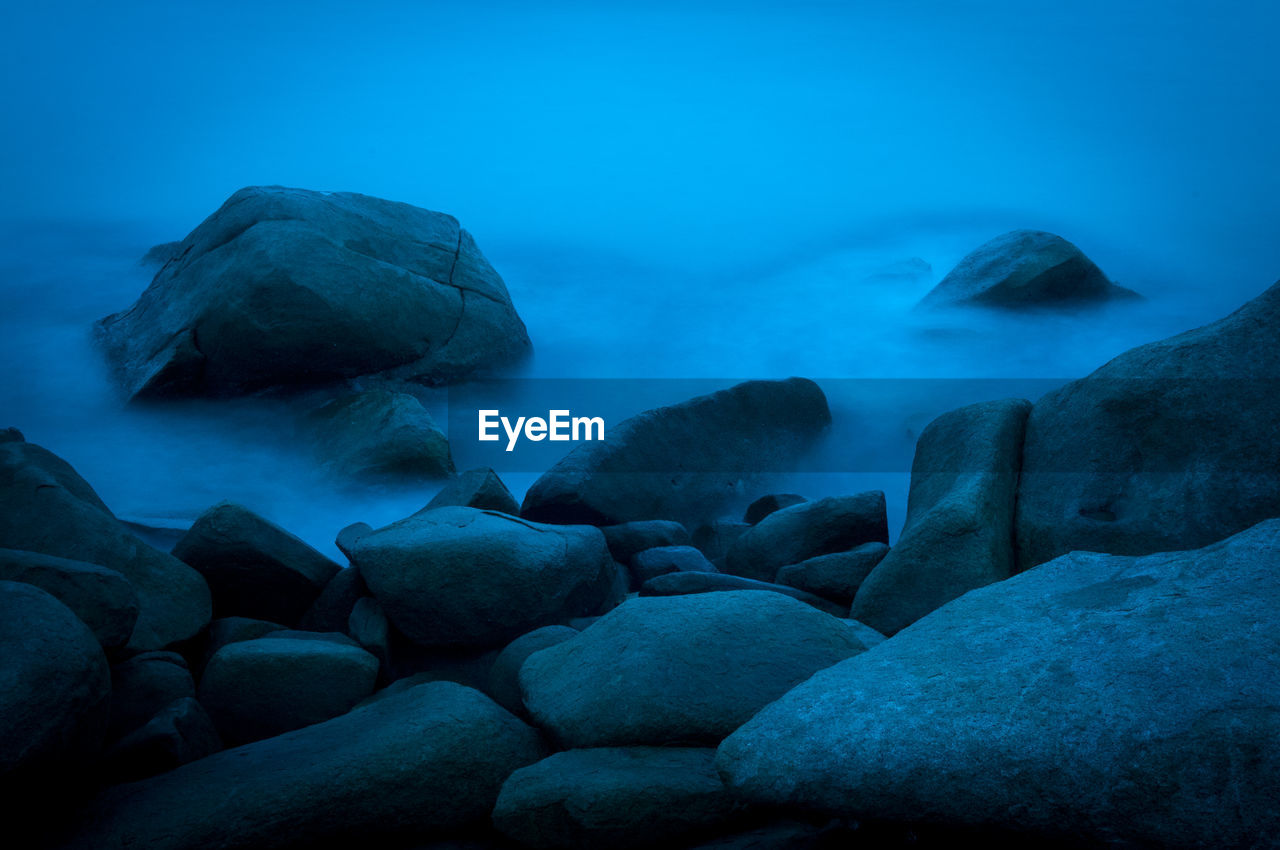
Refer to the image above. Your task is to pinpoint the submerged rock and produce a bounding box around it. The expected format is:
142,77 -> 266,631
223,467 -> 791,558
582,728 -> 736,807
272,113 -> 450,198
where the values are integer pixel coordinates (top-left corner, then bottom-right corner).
303,389 -> 454,483
0,547 -> 138,652
97,185 -> 531,399
718,520 -> 1280,849
1017,278 -> 1280,569
0,581 -> 110,781
852,398 -> 1030,634
520,591 -> 866,747
724,492 -> 888,583
916,229 -> 1139,311
198,636 -> 380,746
351,506 -> 618,648
493,747 -> 743,850
521,378 -> 832,527
0,436 -> 210,651
61,682 -> 546,850
172,501 -> 340,626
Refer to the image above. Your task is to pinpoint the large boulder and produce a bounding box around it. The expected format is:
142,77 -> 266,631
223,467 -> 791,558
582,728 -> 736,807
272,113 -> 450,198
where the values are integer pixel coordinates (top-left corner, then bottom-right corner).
724,492 -> 887,583
198,636 -> 380,745
639,571 -> 847,618
718,520 -> 1280,849
520,379 -> 832,527
600,520 -> 691,564
916,229 -> 1139,310
0,547 -> 138,652
520,591 -> 867,747
493,747 -> 743,850
0,581 -> 110,781
1017,279 -> 1280,569
629,545 -> 716,586
488,625 -> 579,716
424,466 -> 520,514
0,436 -> 210,651
96,186 -> 531,399
351,506 -> 618,648
60,682 -> 546,849
172,501 -> 340,626
303,389 -> 454,483
851,399 -> 1030,634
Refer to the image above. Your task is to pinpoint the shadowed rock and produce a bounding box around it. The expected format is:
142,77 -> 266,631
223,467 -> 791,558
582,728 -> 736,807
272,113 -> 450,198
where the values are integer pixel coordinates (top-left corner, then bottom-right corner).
743,493 -> 805,525
488,625 -> 578,716
0,547 -> 138,652
725,492 -> 888,583
640,571 -> 847,617
424,467 -> 520,514
776,542 -> 888,603
97,186 -> 531,399
303,389 -> 454,483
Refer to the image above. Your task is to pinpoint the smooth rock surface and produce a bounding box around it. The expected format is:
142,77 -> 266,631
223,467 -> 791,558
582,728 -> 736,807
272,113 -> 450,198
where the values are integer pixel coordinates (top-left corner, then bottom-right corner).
97,186 -> 531,398
629,545 -> 717,586
1017,278 -> 1280,569
493,747 -> 743,850
0,437 -> 210,651
601,520 -> 691,564
0,547 -> 138,651
776,542 -> 888,603
521,378 -> 831,526
520,591 -> 866,746
852,399 -> 1030,634
198,636 -> 380,745
304,389 -> 454,482
640,571 -> 847,617
488,625 -> 579,716
299,565 -> 368,632
103,697 -> 222,782
424,466 -> 520,514
61,682 -> 546,850
743,493 -> 805,525
173,501 -> 340,626
352,506 -> 617,648
916,229 -> 1139,310
107,651 -> 195,743
719,520 -> 1280,850
725,492 -> 888,583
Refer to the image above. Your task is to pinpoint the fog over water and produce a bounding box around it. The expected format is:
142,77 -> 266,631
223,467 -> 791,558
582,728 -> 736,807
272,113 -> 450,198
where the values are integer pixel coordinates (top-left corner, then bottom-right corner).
2,1 -> 1277,553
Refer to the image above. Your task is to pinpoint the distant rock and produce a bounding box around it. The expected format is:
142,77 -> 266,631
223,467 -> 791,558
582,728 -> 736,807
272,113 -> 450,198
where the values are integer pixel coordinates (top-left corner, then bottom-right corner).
640,571 -> 847,617
743,493 -> 805,525
172,501 -> 340,626
424,467 -> 519,514
601,520 -> 691,564
630,545 -> 717,587
725,492 -> 888,583
0,436 -> 210,651
198,636 -> 380,746
916,230 -> 1139,311
62,682 -> 546,850
493,747 -> 744,850
97,186 -> 531,399
718,520 -> 1280,849
520,591 -> 866,747
138,240 -> 182,267
351,506 -> 618,648
775,542 -> 888,603
1017,278 -> 1280,569
303,389 -> 454,483
852,399 -> 1030,634
0,581 -> 110,781
0,547 -> 138,652
521,379 -> 832,526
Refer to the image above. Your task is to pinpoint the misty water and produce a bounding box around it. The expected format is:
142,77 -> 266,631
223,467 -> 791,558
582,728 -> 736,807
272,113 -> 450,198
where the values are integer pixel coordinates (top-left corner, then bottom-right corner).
2,1 -> 1277,556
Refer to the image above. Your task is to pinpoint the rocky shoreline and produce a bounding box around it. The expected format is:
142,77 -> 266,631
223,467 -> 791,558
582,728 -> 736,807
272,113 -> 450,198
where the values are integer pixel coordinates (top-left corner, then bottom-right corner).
3,188 -> 1279,849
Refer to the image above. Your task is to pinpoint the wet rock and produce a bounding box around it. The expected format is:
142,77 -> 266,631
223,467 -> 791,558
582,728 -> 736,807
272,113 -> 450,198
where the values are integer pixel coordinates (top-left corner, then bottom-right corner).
776,542 -> 888,603
493,747 -> 743,850
852,399 -> 1030,634
725,492 -> 888,583
425,467 -> 520,514
520,591 -> 866,747
304,389 -> 454,483
718,520 -> 1280,850
62,682 -> 546,849
0,547 -> 138,652
1017,278 -> 1280,569
916,230 -> 1139,311
198,636 -> 379,746
97,185 -> 531,399
521,379 -> 831,526
352,507 -> 617,648
0,437 -> 210,651
173,501 -> 340,626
